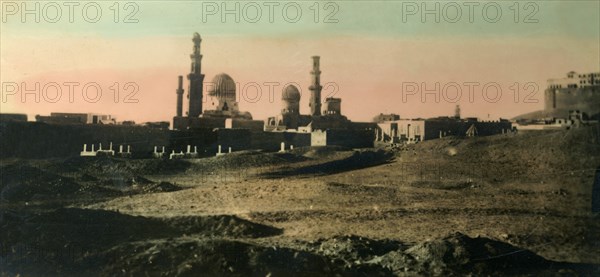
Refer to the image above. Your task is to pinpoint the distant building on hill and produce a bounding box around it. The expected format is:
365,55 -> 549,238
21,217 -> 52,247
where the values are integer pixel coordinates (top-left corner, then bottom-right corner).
545,71 -> 600,118
513,70 -> 600,129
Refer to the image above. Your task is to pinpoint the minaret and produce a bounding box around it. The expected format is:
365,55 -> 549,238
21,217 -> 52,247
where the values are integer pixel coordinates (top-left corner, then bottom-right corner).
175,76 -> 184,117
187,32 -> 205,117
309,56 -> 322,116
454,105 -> 461,119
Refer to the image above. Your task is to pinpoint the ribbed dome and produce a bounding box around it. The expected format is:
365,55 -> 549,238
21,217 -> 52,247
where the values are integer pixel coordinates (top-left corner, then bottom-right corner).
208,73 -> 236,99
282,85 -> 301,101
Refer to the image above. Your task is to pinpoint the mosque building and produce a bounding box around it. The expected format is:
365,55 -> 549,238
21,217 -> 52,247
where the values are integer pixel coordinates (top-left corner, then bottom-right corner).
171,32 -> 376,148
173,33 -> 262,130
265,56 -> 374,132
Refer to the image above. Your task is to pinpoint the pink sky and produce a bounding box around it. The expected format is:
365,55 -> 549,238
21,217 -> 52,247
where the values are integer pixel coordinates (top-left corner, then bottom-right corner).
2,35 -> 599,123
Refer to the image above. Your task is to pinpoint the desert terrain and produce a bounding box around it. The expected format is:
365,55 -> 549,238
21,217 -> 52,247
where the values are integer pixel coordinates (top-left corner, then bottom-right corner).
1,126 -> 599,276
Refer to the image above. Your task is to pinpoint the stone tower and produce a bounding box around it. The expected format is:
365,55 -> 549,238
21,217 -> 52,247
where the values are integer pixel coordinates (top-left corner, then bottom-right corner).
187,32 -> 205,117
454,105 -> 461,119
309,56 -> 322,116
175,76 -> 184,117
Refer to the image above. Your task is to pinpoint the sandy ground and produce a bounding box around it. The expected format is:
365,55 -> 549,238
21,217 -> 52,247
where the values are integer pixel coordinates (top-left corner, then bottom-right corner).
2,127 -> 599,275
88,143 -> 599,264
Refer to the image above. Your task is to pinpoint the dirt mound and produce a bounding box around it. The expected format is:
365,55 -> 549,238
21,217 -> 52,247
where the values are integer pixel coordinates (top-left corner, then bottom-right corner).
161,215 -> 282,238
2,209 -> 392,276
1,208 -> 282,244
142,181 -> 183,193
298,146 -> 351,159
401,232 -> 549,275
0,161 -> 183,202
1,208 -> 286,275
98,175 -> 181,193
0,164 -> 81,202
262,149 -> 394,178
307,235 -> 403,268
373,232 -> 596,276
185,150 -> 309,173
85,239 -> 389,277
44,156 -> 192,178
73,156 -> 192,176
299,232 -> 598,276
404,127 -> 600,188
3,215 -> 597,277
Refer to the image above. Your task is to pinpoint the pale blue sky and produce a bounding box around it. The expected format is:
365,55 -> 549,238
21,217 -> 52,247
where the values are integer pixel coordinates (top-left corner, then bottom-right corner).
2,1 -> 599,39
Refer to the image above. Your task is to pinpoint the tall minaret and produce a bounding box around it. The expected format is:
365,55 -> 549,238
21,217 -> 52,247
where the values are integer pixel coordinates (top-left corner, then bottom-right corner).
454,105 -> 461,119
187,32 -> 205,117
309,56 -> 322,116
175,76 -> 184,117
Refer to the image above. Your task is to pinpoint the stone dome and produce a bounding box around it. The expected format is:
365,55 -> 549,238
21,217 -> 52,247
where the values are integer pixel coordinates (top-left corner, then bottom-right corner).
208,73 -> 236,99
282,85 -> 301,101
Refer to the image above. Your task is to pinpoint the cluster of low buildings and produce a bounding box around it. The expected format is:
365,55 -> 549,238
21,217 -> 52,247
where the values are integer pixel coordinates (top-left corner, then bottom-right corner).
375,114 -> 513,144
36,113 -> 116,125
0,112 -> 170,129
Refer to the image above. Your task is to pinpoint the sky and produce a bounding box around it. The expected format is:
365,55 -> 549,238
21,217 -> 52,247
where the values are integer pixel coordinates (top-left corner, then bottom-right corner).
1,0 -> 599,123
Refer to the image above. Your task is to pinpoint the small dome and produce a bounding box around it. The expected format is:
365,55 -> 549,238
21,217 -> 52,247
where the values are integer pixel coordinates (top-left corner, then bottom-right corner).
208,73 -> 236,99
282,85 -> 300,101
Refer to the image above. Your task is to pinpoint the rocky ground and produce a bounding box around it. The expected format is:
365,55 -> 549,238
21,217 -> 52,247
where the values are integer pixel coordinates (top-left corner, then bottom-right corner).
1,126 -> 599,276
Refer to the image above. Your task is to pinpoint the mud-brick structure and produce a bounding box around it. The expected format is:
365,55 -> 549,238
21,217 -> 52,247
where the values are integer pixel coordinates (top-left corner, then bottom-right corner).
376,117 -> 512,144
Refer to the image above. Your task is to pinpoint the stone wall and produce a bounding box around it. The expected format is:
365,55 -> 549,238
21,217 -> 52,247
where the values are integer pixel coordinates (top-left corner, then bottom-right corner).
0,113 -> 27,122
172,116 -> 226,130
311,129 -> 374,148
215,129 -> 253,152
174,116 -> 265,131
0,121 -> 372,159
249,131 -> 311,151
325,129 -> 375,148
0,122 -> 173,158
225,118 -> 264,131
168,128 -> 218,155
210,129 -> 312,153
